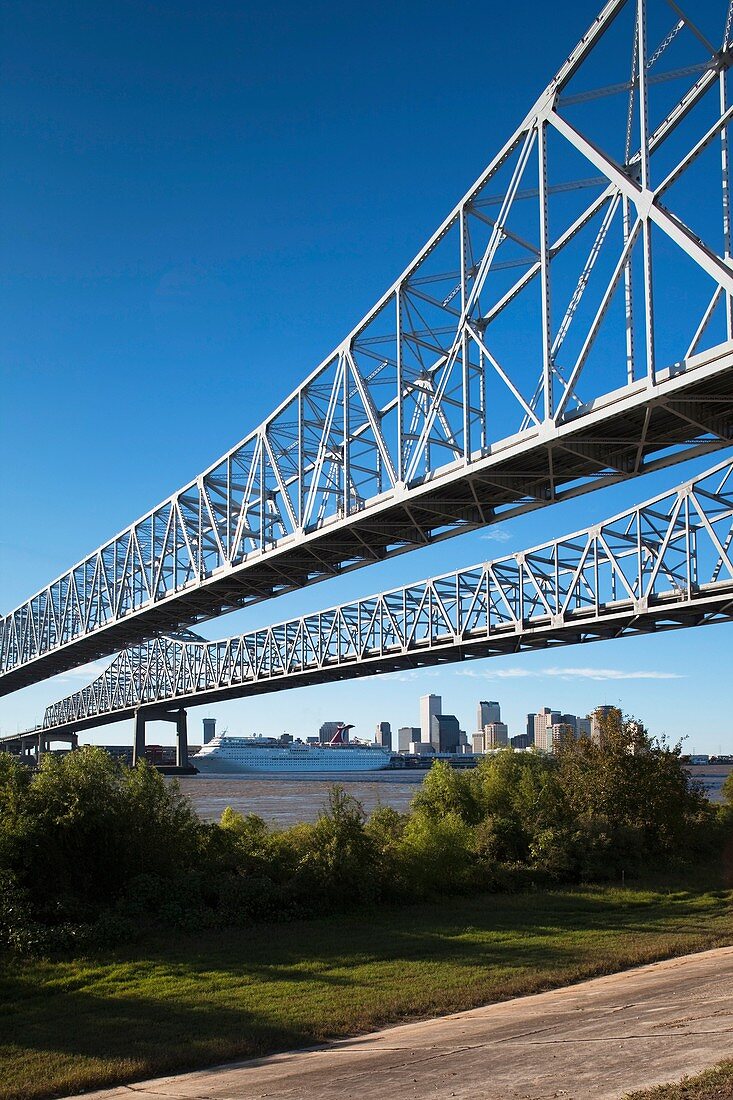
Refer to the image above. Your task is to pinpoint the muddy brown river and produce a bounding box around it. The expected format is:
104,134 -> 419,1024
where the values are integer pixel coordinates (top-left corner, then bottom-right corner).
170,764 -> 730,826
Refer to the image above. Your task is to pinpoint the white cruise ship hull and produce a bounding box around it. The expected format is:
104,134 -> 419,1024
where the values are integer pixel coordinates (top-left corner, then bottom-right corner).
195,739 -> 393,774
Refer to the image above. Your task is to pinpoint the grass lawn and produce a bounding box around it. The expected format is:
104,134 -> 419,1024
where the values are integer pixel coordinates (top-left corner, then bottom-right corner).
2,867 -> 732,1100
625,1060 -> 733,1098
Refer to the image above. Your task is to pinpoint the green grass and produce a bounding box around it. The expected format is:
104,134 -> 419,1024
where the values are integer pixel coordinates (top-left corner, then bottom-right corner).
625,1061 -> 733,1098
2,867 -> 732,1100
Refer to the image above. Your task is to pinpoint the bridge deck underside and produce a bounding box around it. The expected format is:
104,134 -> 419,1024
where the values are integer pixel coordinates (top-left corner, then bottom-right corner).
6,355 -> 732,697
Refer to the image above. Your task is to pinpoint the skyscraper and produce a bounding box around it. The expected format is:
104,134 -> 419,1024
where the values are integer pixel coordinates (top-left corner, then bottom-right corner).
420,694 -> 442,743
376,721 -> 392,750
477,700 -> 501,729
534,708 -> 561,752
398,726 -> 421,752
525,713 -> 536,742
483,722 -> 509,748
431,713 -> 461,753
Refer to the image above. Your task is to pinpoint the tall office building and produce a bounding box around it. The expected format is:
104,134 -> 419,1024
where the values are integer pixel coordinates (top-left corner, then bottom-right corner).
398,726 -> 421,752
525,713 -> 536,743
483,721 -> 509,749
431,713 -> 461,753
202,718 -> 216,744
548,722 -> 576,753
534,708 -> 561,752
420,694 -> 442,743
477,700 -> 501,730
591,705 -> 619,746
376,721 -> 392,750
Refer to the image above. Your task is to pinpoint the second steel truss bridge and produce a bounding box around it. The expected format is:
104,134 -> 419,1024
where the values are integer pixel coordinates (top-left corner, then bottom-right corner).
42,456 -> 733,736
5,0 -> 733,695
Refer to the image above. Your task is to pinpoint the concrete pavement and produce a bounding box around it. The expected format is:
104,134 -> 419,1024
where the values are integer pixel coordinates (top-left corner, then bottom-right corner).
75,946 -> 733,1100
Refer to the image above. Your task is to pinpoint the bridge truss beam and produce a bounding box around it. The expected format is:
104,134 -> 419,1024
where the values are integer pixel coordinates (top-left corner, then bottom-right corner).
5,0 -> 733,694
42,456 -> 733,736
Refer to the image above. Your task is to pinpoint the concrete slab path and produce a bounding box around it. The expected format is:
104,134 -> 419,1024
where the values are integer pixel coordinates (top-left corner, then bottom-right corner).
75,946 -> 733,1100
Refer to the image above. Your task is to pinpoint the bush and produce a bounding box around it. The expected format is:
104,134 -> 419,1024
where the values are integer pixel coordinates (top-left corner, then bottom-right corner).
0,711 -> 724,956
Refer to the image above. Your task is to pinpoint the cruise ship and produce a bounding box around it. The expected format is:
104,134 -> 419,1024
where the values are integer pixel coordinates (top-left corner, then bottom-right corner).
194,725 -> 393,774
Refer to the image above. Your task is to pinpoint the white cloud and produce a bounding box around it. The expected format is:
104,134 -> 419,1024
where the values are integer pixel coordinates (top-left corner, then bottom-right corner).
456,667 -> 532,679
480,527 -> 511,543
545,667 -> 684,682
456,665 -> 682,683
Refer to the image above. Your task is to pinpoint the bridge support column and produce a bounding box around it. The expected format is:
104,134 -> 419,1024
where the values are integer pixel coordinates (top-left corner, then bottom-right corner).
133,710 -> 147,766
175,710 -> 188,768
133,706 -> 188,768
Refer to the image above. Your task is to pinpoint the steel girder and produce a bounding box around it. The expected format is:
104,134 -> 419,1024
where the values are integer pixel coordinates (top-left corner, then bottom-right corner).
42,456 -> 733,735
6,0 -> 733,695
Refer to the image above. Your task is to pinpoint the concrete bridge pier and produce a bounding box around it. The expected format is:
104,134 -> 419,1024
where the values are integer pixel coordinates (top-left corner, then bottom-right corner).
133,706 -> 188,768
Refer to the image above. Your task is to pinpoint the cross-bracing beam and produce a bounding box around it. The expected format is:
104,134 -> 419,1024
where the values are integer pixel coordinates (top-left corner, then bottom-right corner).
5,0 -> 733,695
42,455 -> 733,736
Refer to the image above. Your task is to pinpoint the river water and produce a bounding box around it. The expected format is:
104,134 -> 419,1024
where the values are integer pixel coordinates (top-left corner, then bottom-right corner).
172,764 -> 731,826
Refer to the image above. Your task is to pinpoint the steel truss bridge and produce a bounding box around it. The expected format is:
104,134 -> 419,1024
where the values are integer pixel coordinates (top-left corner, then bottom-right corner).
42,457 -> 733,736
4,0 -> 733,696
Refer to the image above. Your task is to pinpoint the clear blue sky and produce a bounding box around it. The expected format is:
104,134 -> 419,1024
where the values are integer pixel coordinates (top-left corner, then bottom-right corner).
0,0 -> 730,753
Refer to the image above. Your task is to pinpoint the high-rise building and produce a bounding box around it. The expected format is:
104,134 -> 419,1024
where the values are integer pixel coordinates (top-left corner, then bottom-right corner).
202,718 -> 216,744
483,721 -> 509,749
376,721 -> 392,750
534,708 -> 560,751
511,733 -> 531,750
525,713 -> 536,743
548,722 -> 576,752
472,731 -> 485,754
398,726 -> 421,752
576,717 -> 591,739
431,713 -> 461,753
420,694 -> 442,743
591,705 -> 619,746
477,700 -> 501,730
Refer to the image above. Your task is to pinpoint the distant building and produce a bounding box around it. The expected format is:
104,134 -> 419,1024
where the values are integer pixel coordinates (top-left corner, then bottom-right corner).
525,713 -> 536,743
410,741 -> 435,756
202,718 -> 216,744
483,721 -> 509,749
534,708 -> 561,752
376,721 -> 392,750
477,700 -> 501,729
548,722 -> 576,753
472,731 -> 485,754
590,705 -> 620,747
431,713 -> 461,753
398,726 -> 421,752
319,721 -> 346,743
576,717 -> 591,739
511,733 -> 531,750
420,694 -> 442,743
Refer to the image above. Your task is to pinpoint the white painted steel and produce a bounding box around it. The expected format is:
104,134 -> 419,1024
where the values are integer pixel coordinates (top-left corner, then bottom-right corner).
42,456 -> 733,734
4,0 -> 733,693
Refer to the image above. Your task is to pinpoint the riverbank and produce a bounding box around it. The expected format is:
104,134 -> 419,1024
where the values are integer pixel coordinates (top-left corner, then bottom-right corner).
2,864 -> 732,1100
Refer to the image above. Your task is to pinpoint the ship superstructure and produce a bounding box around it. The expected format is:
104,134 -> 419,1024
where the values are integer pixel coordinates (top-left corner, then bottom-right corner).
195,726 -> 392,773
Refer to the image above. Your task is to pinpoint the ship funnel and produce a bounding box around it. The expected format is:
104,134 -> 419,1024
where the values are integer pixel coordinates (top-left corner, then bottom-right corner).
328,722 -> 354,746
